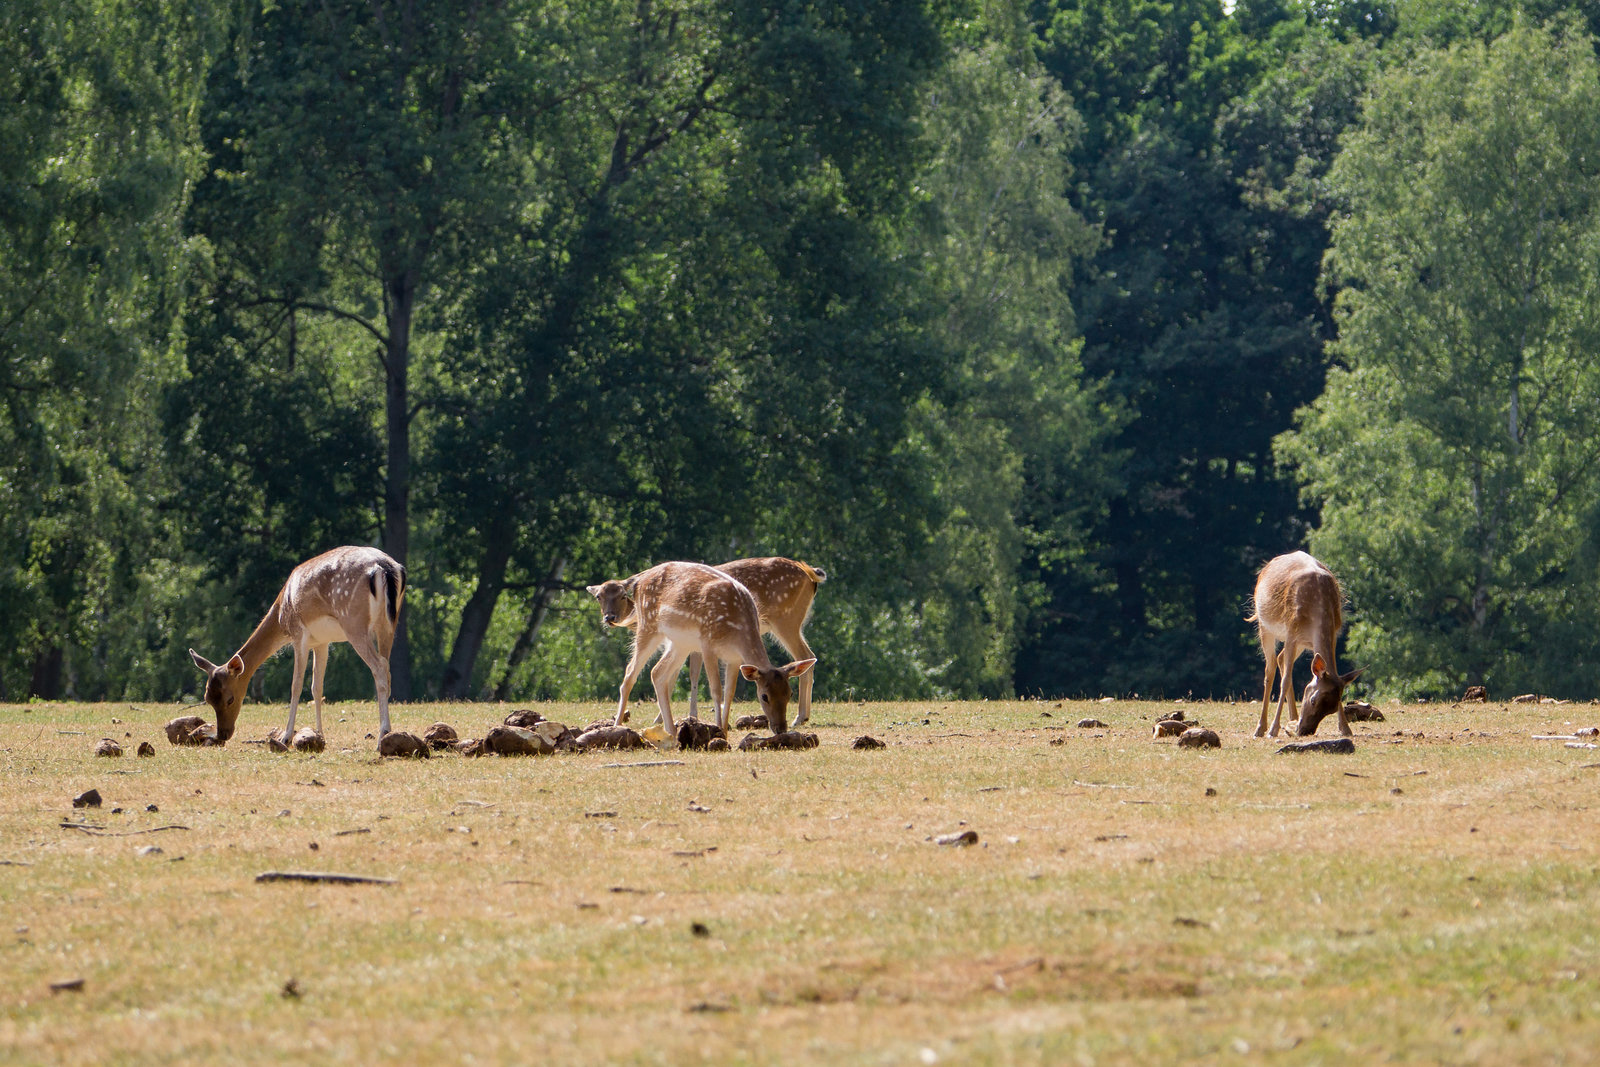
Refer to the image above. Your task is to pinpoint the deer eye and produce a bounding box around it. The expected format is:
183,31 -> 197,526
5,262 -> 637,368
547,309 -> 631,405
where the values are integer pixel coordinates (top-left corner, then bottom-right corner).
760,694 -> 769,703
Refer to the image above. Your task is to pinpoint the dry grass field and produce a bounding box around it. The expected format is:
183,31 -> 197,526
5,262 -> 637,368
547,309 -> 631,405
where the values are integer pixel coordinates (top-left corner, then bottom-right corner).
3,695 -> 1600,1065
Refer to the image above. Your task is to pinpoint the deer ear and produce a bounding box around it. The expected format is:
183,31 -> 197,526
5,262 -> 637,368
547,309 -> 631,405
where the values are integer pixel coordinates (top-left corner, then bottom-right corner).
189,649 -> 217,674
226,654 -> 245,675
585,584 -> 602,598
621,577 -> 638,598
1311,653 -> 1328,675
1341,665 -> 1367,684
784,658 -> 817,678
739,664 -> 760,681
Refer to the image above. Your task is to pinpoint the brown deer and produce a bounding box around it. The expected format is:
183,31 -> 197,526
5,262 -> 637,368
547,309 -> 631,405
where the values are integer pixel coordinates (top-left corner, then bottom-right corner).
1249,551 -> 1364,738
188,546 -> 406,743
683,557 -> 826,726
587,561 -> 815,740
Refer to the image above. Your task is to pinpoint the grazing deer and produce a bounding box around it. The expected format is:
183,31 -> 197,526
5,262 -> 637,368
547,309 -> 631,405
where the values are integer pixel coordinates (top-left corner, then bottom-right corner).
683,557 -> 827,726
587,561 -> 816,740
1249,551 -> 1365,738
188,546 -> 406,743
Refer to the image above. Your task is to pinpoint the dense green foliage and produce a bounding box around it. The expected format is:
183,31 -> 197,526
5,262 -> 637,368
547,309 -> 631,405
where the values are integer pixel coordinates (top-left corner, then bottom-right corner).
5,0 -> 1600,702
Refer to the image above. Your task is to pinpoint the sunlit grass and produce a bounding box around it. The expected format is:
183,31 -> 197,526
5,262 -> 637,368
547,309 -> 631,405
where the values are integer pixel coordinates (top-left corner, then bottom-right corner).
3,695 -> 1599,1064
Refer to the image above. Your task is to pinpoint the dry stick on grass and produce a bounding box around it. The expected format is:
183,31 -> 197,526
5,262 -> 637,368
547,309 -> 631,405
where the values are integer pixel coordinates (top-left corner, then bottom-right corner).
255,871 -> 397,885
59,823 -> 190,836
601,760 -> 686,769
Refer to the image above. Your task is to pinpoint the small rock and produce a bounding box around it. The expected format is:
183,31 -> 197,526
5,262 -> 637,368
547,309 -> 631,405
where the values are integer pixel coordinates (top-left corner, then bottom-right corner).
165,716 -> 214,746
1461,685 -> 1489,702
1344,701 -> 1385,722
136,741 -> 155,757
676,719 -> 726,751
738,731 -> 820,751
455,737 -> 487,757
574,725 -> 650,751
483,725 -> 554,756
1512,693 -> 1540,703
1204,787 -> 1217,797
94,738 -> 123,758
376,731 -> 430,758
705,737 -> 730,751
1152,719 -> 1188,738
146,804 -> 159,812
136,845 -> 164,857
72,789 -> 102,809
291,728 -> 325,753
1276,738 -> 1356,755
852,735 -> 886,750
933,830 -> 979,847
734,714 -> 769,731
503,709 -> 544,729
423,722 -> 459,749
1076,718 -> 1108,729
532,721 -> 574,748
1576,727 -> 1600,739
1177,727 -> 1221,749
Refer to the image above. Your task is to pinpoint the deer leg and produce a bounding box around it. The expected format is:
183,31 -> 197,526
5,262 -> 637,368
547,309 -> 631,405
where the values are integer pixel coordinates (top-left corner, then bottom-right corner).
1255,631 -> 1277,737
685,652 -> 703,721
284,642 -> 310,742
703,647 -> 727,732
1269,640 -> 1297,738
649,644 -> 689,738
772,626 -> 818,726
614,633 -> 662,726
310,644 -> 330,735
720,660 -> 736,729
346,634 -> 393,737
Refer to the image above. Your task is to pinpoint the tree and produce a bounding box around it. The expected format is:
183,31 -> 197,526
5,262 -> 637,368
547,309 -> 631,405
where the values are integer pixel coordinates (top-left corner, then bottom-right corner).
426,0 -> 957,699
0,0 -> 221,697
1279,19 -> 1600,697
893,11 -> 1108,697
1021,0 -> 1364,696
183,0 -> 551,698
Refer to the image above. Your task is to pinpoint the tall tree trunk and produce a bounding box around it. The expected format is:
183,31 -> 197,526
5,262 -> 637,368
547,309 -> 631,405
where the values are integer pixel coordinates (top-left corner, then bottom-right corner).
29,645 -> 63,699
1107,498 -> 1146,635
440,518 -> 515,699
494,556 -> 567,700
383,271 -> 415,700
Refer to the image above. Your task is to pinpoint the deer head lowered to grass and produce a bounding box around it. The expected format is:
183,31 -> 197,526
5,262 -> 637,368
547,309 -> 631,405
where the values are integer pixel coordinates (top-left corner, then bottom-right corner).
189,546 -> 406,743
587,561 -> 815,742
1249,551 -> 1365,738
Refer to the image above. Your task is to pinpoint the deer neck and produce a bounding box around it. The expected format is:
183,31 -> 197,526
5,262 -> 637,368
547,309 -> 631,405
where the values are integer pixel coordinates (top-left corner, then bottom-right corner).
234,605 -> 292,684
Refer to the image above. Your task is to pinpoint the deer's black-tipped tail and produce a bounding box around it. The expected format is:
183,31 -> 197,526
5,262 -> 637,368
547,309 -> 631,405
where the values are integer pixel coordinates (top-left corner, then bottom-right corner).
368,558 -> 407,624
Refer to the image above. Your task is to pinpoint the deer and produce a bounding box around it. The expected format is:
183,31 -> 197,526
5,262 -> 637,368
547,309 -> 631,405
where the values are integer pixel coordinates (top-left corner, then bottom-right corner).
586,560 -> 816,741
188,546 -> 406,744
680,557 -> 826,726
1249,550 -> 1365,738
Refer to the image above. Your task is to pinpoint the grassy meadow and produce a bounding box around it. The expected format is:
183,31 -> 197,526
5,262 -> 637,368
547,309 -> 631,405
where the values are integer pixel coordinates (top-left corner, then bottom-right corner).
3,695 -> 1599,1064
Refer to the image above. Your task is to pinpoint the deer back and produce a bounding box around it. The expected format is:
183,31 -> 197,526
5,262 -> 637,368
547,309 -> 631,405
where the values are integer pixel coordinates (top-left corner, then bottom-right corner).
717,557 -> 826,629
1253,551 -> 1343,640
632,561 -> 767,665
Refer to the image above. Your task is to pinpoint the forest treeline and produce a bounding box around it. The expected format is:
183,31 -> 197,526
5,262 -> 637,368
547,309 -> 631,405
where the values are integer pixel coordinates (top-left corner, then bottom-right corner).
6,0 -> 1600,705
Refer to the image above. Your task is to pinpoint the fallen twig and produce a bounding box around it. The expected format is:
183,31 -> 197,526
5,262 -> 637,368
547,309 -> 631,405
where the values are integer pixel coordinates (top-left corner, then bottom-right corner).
601,760 -> 685,768
59,823 -> 189,836
255,871 -> 397,885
